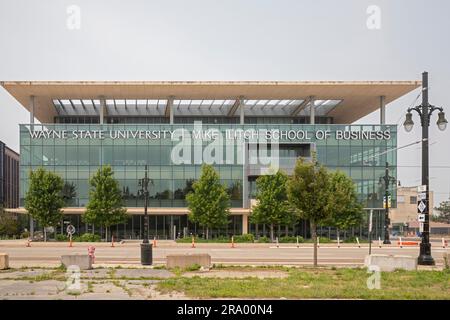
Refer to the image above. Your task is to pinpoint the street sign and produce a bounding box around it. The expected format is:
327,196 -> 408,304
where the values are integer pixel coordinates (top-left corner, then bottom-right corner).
417,192 -> 427,201
418,214 -> 425,222
418,201 -> 426,213
66,224 -> 76,236
417,185 -> 427,192
419,222 -> 424,233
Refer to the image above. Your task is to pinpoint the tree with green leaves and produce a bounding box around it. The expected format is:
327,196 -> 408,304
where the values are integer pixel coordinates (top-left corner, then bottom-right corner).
186,164 -> 230,239
25,168 -> 65,241
61,181 -> 77,206
326,170 -> 364,236
250,170 -> 293,242
0,209 -> 20,238
433,200 -> 450,223
287,156 -> 333,267
83,166 -> 127,241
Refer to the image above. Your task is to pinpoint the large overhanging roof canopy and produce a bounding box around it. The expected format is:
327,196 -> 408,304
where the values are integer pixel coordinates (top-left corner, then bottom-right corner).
0,81 -> 420,123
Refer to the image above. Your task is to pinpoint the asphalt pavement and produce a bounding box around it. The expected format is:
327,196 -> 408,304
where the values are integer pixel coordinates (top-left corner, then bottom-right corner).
0,240 -> 447,267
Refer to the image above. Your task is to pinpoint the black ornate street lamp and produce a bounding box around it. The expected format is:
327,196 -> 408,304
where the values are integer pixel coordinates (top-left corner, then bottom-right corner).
403,71 -> 447,265
378,162 -> 396,244
138,165 -> 153,265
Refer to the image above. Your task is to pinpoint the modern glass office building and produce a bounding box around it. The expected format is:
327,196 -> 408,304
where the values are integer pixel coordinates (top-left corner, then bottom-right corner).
1,81 -> 420,240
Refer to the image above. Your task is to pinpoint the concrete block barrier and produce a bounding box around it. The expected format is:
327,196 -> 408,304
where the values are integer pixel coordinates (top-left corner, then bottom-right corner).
166,253 -> 211,269
0,253 -> 9,270
61,254 -> 93,270
364,254 -> 417,272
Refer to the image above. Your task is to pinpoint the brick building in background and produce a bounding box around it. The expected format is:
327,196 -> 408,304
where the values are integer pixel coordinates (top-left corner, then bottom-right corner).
390,186 -> 434,225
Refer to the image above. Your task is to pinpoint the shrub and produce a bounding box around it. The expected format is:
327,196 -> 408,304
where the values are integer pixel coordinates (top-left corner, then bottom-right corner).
317,236 -> 332,243
0,212 -> 20,237
213,236 -> 231,243
257,236 -> 270,243
21,231 -> 30,239
233,234 -> 254,243
185,263 -> 201,271
55,234 -> 68,241
176,236 -> 194,243
73,233 -> 101,242
175,236 -> 229,243
343,236 -> 368,243
279,236 -> 304,243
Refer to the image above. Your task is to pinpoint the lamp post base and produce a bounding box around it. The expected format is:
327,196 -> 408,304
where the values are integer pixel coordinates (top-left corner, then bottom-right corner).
140,243 -> 153,266
418,243 -> 435,265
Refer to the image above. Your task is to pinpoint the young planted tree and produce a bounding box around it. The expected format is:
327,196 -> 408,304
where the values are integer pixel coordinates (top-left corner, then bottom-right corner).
84,166 -> 127,241
433,200 -> 450,223
287,156 -> 333,267
61,181 -> 77,206
25,168 -> 65,241
186,164 -> 230,239
250,170 -> 293,242
326,170 -> 364,238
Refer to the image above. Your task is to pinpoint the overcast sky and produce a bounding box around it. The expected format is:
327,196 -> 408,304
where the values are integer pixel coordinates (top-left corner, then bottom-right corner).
0,0 -> 449,204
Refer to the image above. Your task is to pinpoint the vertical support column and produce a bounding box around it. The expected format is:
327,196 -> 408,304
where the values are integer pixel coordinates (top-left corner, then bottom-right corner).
29,95 -> 35,124
99,97 -> 105,165
99,96 -> 106,124
242,141 -> 248,209
29,95 -> 35,239
242,214 -> 249,235
309,97 -> 315,124
239,97 -> 245,125
168,96 -> 174,124
380,95 -> 386,124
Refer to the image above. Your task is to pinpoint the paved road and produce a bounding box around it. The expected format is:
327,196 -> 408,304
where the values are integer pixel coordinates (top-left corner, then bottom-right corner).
1,240 -> 448,267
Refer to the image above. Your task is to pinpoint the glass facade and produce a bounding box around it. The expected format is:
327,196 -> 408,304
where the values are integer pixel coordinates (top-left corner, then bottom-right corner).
19,123 -> 397,239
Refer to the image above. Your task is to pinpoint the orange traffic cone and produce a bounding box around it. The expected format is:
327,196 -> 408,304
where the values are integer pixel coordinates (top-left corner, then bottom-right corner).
191,236 -> 196,248
231,236 -> 235,248
153,237 -> 157,248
